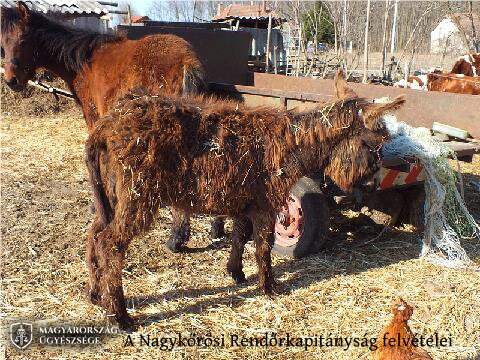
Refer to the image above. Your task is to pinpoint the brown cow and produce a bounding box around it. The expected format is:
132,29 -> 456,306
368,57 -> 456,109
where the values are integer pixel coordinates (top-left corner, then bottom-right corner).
427,73 -> 480,95
451,53 -> 480,77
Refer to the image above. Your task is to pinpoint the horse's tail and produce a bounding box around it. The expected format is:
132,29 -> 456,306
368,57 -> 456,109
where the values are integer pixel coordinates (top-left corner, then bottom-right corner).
182,61 -> 206,96
85,134 -> 113,227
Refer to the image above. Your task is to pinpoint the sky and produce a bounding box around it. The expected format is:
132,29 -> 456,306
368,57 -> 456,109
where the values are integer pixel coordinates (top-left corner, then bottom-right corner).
127,0 -> 160,17
118,0 -> 217,23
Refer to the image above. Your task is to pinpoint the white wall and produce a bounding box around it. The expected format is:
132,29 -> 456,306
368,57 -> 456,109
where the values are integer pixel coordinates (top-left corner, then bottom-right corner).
430,18 -> 468,54
237,27 -> 285,64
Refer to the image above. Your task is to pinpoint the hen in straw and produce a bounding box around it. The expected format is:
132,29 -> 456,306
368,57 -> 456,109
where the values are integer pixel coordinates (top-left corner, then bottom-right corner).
372,298 -> 432,360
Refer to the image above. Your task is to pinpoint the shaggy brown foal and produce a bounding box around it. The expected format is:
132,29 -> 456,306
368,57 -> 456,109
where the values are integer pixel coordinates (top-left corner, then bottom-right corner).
85,89 -> 404,329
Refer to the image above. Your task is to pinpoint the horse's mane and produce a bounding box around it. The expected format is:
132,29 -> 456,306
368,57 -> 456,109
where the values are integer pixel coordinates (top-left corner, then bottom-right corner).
1,6 -> 122,72
1,6 -> 20,33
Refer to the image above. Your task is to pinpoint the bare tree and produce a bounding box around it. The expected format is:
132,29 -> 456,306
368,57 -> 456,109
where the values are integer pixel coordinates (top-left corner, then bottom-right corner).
116,0 -> 138,25
148,0 -> 226,22
362,0 -> 371,83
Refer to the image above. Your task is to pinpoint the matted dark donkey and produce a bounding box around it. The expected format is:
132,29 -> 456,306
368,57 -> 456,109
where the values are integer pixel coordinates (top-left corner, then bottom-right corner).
85,72 -> 404,330
0,1 -> 223,253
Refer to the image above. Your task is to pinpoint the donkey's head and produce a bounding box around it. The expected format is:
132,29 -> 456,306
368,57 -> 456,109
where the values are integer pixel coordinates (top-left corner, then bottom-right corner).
1,2 -> 36,91
324,70 -> 405,193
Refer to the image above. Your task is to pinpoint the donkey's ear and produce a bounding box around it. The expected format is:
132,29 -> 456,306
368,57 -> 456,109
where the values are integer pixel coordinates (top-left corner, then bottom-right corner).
18,1 -> 31,22
334,68 -> 358,100
363,96 -> 405,130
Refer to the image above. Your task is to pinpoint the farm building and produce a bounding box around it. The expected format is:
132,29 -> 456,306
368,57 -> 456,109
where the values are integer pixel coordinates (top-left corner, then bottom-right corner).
431,13 -> 480,54
212,3 -> 286,72
130,15 -> 150,25
0,0 -> 120,32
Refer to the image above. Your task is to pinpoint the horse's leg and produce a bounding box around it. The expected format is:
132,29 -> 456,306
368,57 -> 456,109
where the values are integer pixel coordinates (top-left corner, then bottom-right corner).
166,208 -> 191,253
86,216 -> 105,305
210,216 -> 226,239
252,215 -> 276,295
95,224 -> 134,331
227,216 -> 253,284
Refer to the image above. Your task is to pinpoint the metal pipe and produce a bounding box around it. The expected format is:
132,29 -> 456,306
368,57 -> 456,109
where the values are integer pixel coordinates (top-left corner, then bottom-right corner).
0,67 -> 75,99
98,1 -> 119,6
266,14 -> 272,73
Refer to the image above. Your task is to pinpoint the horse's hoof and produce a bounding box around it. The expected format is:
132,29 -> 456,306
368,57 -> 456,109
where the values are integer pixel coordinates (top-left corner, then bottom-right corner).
262,280 -> 279,297
85,284 -> 101,306
116,314 -> 136,333
229,270 -> 247,284
210,220 -> 226,239
166,225 -> 190,253
165,236 -> 186,253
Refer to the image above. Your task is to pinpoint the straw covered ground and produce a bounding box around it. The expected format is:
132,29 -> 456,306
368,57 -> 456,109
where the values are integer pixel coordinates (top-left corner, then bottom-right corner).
1,106 -> 479,360
0,74 -> 76,117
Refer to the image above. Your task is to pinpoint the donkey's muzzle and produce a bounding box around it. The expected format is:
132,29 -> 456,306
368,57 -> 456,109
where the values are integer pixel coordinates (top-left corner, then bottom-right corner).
361,177 -> 377,190
358,170 -> 380,194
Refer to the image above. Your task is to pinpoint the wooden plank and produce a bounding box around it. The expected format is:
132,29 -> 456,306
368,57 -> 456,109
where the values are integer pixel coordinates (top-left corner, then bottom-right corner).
447,141 -> 480,157
210,81 -> 480,161
432,122 -> 469,140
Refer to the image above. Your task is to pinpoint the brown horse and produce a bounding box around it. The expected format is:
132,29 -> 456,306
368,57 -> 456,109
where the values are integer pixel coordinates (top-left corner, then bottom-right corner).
1,2 -> 205,127
0,2 -> 223,252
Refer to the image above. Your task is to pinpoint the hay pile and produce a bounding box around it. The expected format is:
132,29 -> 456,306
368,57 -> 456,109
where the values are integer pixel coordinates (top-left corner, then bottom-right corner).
1,74 -> 78,116
1,111 -> 479,359
382,114 -> 480,268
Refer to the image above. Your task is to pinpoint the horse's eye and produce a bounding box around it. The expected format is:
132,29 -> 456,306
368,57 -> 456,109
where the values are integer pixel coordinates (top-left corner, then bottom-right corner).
0,47 -> 4,58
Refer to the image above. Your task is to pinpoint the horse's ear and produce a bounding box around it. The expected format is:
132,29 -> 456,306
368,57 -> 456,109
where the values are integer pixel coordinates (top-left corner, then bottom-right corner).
334,68 -> 358,100
363,96 -> 405,130
17,1 -> 31,22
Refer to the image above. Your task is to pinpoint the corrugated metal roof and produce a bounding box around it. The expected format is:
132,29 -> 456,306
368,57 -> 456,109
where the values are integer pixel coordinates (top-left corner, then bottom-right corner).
212,4 -> 286,23
0,0 -> 118,15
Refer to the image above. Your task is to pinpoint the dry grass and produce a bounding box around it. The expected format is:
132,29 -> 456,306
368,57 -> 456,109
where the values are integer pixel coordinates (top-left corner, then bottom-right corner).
1,110 -> 479,360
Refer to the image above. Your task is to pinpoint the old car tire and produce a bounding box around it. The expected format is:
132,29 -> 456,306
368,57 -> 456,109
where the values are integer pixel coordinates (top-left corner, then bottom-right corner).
272,177 -> 330,259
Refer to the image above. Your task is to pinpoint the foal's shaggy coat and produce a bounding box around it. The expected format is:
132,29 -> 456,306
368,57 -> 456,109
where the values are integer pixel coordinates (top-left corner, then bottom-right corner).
85,89 -> 404,329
